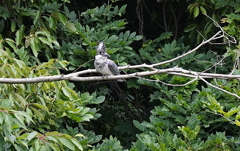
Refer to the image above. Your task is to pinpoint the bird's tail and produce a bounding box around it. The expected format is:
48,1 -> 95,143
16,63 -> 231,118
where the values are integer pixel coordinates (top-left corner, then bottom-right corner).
117,79 -> 126,82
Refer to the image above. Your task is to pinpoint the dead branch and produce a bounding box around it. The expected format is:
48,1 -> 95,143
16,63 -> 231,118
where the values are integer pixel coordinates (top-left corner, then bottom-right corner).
0,15 -> 238,99
0,66 -> 239,84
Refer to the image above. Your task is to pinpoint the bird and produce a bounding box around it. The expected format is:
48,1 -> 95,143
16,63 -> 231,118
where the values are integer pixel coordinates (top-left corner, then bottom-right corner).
94,41 -> 125,82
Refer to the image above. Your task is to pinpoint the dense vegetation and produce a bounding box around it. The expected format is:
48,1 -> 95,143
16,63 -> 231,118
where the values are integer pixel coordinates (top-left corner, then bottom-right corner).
0,0 -> 240,150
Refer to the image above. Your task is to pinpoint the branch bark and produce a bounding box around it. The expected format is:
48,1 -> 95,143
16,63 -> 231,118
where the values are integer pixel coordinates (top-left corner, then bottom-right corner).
0,66 -> 239,84
0,16 -> 238,99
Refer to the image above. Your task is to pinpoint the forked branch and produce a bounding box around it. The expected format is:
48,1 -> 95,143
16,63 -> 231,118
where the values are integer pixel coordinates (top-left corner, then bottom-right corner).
0,16 -> 238,98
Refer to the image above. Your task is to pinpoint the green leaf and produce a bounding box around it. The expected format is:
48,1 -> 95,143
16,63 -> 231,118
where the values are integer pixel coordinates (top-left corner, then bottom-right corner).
47,136 -> 59,143
2,98 -> 13,109
27,131 -> 38,141
33,11 -> 41,25
119,4 -> 127,14
14,93 -> 27,108
235,119 -> 240,126
114,5 -> 119,14
71,138 -> 83,151
31,103 -> 49,112
11,20 -> 16,32
49,16 -> 57,31
58,60 -> 69,70
25,37 -> 31,48
31,107 -> 45,120
65,21 -> 76,32
17,139 -> 28,149
205,94 -> 225,114
0,112 -> 4,124
15,31 -> 21,46
58,137 -> 75,150
158,32 -> 172,41
8,134 -> 16,144
80,114 -> 94,122
58,13 -> 67,25
184,24 -> 197,32
16,111 -> 34,124
123,30 -> 130,40
204,22 -> 213,34
133,120 -> 145,131
91,96 -> 105,104
13,113 -> 26,129
0,135 -> 4,149
18,84 -> 26,91
49,142 -> 61,151
30,38 -> 39,57
4,113 -> 13,132
62,87 -> 78,100
16,25 -> 25,46
224,107 -> 238,118
200,6 -> 207,15
79,107 -> 90,115
193,6 -> 199,17
5,38 -> 16,50
134,35 -> 142,41
38,37 -> 52,48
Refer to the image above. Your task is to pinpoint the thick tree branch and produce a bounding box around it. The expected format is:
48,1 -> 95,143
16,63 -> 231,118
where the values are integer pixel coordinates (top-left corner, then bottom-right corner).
0,66 -> 240,84
0,16 -> 238,99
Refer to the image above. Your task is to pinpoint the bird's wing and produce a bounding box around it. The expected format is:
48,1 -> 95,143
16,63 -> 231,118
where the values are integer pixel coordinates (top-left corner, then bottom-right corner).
108,60 -> 120,75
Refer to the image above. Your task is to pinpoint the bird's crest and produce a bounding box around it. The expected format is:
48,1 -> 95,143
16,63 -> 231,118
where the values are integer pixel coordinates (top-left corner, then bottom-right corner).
97,41 -> 106,52
97,41 -> 110,57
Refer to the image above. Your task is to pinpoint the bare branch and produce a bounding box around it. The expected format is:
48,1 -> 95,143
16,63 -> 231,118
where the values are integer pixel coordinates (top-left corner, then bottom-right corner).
0,66 -> 240,84
199,76 -> 240,99
152,31 -> 222,66
134,75 -> 198,87
0,15 -> 238,100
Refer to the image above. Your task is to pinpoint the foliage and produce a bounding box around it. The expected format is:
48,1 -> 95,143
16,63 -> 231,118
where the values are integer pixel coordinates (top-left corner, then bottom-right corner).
131,81 -> 240,150
0,48 -> 105,150
185,0 -> 240,44
0,0 -> 240,150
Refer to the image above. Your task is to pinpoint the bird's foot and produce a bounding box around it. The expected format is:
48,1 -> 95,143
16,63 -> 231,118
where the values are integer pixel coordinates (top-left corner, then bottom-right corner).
101,75 -> 109,80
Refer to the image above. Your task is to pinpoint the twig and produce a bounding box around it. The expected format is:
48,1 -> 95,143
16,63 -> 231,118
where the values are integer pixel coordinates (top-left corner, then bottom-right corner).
152,31 -> 222,67
0,15 -> 238,100
1,66 -> 240,84
199,76 -> 240,99
133,74 -> 198,87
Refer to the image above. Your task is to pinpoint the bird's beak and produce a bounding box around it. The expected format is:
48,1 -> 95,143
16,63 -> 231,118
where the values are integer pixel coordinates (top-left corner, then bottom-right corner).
104,53 -> 110,58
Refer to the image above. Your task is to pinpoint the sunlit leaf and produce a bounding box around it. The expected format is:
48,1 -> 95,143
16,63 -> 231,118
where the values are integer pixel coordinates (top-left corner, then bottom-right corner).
31,103 -> 49,112
30,38 -> 39,57
58,13 -> 67,25
71,138 -> 83,151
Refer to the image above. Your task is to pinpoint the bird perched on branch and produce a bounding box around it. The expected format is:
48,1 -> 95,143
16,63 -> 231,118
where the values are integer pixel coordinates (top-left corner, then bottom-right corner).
94,41 -> 125,82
